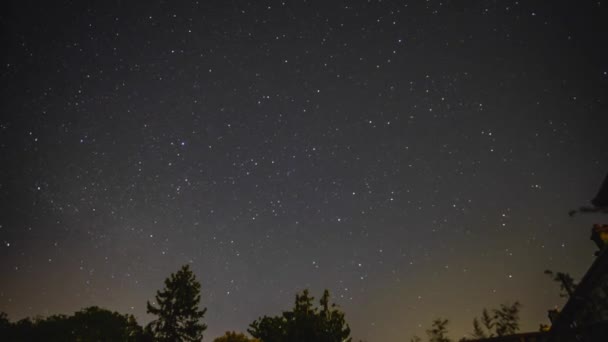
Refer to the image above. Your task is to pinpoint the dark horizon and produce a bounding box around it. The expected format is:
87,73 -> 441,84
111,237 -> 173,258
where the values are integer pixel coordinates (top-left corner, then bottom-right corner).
1,1 -> 608,340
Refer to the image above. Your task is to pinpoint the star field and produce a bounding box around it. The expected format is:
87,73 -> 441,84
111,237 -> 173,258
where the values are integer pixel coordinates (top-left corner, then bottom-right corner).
1,1 -> 608,341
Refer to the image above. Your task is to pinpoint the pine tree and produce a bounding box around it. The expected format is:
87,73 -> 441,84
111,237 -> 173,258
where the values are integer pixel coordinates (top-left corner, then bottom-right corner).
426,318 -> 452,342
147,264 -> 208,341
319,289 -> 351,342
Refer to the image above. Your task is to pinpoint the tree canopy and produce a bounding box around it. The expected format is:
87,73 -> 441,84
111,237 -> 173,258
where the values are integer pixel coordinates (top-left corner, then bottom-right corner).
544,269 -> 577,298
147,264 -> 208,342
248,289 -> 351,342
469,302 -> 522,338
0,306 -> 145,342
426,318 -> 452,342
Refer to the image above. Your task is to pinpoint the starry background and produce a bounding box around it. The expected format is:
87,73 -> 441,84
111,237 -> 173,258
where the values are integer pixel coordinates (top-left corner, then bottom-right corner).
1,0 -> 608,341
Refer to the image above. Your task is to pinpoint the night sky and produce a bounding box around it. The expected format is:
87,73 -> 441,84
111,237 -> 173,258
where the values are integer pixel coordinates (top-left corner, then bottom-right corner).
1,1 -> 608,341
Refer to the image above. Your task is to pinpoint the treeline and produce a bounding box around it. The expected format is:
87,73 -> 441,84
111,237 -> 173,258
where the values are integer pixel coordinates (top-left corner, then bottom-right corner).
0,265 -> 570,341
410,301 -> 522,342
0,306 -> 147,341
0,265 -> 349,342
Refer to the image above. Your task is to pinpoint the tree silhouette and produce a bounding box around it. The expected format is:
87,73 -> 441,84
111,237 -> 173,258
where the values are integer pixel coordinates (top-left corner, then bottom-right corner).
69,306 -> 143,341
470,302 -> 521,338
426,318 -> 452,342
471,318 -> 486,339
493,302 -> 521,336
0,312 -> 10,334
248,289 -> 351,342
213,331 -> 260,342
10,317 -> 37,341
470,308 -> 495,339
544,270 -> 577,298
480,308 -> 494,336
0,307 -> 146,341
147,264 -> 208,341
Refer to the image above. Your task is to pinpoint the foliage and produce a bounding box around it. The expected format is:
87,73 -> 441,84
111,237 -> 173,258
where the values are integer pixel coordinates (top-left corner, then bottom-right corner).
544,270 -> 577,298
426,318 -> 452,342
213,331 -> 260,342
493,302 -> 521,336
480,309 -> 494,336
70,306 -> 143,341
471,318 -> 485,339
0,312 -> 10,336
248,289 -> 351,342
147,264 -> 208,342
471,308 -> 494,339
470,302 -> 521,338
0,307 -> 146,342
